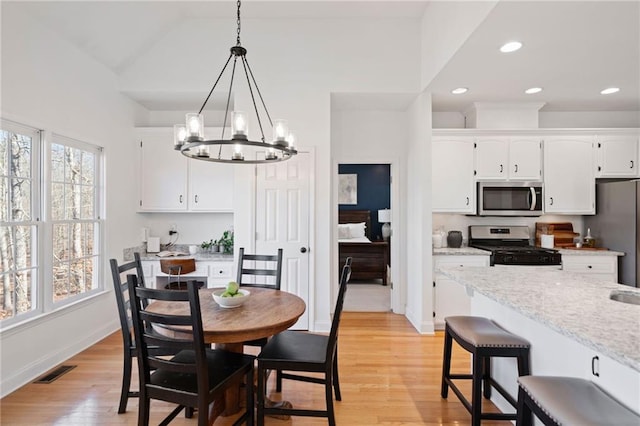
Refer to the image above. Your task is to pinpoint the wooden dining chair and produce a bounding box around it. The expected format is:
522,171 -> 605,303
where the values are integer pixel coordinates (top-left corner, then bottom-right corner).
256,257 -> 352,426
127,275 -> 255,426
236,247 -> 284,348
109,252 -> 157,414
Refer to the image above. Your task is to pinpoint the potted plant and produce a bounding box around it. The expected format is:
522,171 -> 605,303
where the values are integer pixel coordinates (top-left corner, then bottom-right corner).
211,239 -> 220,253
218,230 -> 234,254
200,239 -> 213,252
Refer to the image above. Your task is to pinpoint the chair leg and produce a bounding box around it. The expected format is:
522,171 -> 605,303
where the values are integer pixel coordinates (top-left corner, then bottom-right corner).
332,354 -> 342,401
518,350 -> 531,376
247,367 -> 255,426
325,371 -> 336,426
139,391 -> 150,426
516,386 -> 533,426
482,355 -> 492,399
118,352 -> 132,414
257,363 -> 265,426
276,369 -> 283,392
471,353 -> 483,426
440,327 -> 453,398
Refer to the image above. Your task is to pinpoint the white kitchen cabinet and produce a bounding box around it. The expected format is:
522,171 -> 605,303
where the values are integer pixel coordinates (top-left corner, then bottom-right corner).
432,137 -> 476,213
544,136 -> 595,214
561,254 -> 618,282
137,127 -> 234,212
141,259 -> 235,288
138,128 -> 188,211
475,137 -> 541,181
595,133 -> 639,178
433,255 -> 490,329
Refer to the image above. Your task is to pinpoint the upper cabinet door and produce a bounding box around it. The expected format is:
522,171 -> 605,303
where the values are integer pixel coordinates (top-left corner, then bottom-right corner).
595,134 -> 639,178
474,137 -> 509,180
509,138 -> 542,181
188,160 -> 234,212
432,137 -> 476,213
138,128 -> 188,212
544,136 -> 595,215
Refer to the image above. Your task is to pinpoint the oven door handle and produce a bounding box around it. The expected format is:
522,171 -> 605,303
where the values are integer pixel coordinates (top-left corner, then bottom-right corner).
529,187 -> 537,211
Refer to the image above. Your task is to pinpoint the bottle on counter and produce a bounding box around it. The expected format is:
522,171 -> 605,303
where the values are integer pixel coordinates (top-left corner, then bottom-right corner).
583,228 -> 596,248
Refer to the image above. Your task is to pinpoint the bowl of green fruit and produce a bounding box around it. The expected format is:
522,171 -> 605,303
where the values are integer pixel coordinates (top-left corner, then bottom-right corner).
212,281 -> 250,308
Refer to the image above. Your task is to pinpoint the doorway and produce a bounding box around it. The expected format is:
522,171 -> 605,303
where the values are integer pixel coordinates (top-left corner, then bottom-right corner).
337,163 -> 392,312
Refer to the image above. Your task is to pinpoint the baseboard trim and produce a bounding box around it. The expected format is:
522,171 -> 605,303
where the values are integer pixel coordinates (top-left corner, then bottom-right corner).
405,307 -> 435,335
1,321 -> 118,398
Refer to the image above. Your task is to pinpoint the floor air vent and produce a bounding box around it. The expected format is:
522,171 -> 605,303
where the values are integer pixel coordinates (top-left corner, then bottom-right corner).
34,365 -> 76,384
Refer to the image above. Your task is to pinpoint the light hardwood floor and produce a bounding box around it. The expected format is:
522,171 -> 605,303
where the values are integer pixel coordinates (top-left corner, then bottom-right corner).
0,312 -> 507,425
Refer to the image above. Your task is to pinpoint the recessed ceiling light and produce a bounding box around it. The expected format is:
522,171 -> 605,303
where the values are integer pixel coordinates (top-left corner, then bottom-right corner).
525,87 -> 543,94
451,87 -> 468,95
500,41 -> 523,53
600,87 -> 620,95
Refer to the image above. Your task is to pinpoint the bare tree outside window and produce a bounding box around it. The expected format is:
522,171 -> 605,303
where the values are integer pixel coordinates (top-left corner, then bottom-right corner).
1,126 -> 37,321
50,140 -> 99,302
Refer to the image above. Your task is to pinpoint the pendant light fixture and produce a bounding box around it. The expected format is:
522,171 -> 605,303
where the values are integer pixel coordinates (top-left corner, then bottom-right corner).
173,0 -> 297,164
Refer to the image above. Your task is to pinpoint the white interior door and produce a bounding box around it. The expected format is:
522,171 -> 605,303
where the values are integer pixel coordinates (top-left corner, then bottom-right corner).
255,152 -> 311,329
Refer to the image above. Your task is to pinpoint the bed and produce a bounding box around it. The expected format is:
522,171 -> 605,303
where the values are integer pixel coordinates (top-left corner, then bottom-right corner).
338,210 -> 389,285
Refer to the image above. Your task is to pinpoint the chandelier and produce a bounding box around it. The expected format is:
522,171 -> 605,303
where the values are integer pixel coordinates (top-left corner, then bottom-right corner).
173,0 -> 297,164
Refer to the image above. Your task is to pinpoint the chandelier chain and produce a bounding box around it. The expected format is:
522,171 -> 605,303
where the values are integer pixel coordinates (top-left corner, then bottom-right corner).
236,0 -> 241,46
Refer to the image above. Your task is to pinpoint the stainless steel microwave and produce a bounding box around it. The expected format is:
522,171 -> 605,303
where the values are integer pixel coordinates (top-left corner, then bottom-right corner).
478,182 -> 543,216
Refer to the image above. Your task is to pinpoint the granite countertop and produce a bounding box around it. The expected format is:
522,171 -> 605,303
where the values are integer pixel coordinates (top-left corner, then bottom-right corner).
436,265 -> 640,372
124,245 -> 233,261
433,247 -> 491,256
558,248 -> 625,256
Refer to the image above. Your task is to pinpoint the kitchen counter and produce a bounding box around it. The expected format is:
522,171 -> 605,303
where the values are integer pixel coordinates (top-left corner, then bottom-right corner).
436,265 -> 640,372
433,247 -> 490,256
123,246 -> 234,261
559,248 -> 625,256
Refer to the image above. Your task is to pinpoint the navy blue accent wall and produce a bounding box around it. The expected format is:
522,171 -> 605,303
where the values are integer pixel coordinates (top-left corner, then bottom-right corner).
338,164 -> 390,240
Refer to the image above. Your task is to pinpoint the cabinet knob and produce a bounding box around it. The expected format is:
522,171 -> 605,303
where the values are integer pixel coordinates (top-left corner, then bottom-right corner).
499,164 -> 504,173
179,195 -> 183,204
631,160 -> 635,169
587,265 -> 593,269
549,197 -> 554,206
300,247 -> 308,253
514,164 -> 518,173
465,197 -> 470,205
195,195 -> 199,203
592,355 -> 600,377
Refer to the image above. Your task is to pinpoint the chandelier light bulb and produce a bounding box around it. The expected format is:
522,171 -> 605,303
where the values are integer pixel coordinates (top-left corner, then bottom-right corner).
173,124 -> 187,149
273,119 -> 289,143
287,131 -> 296,149
185,113 -> 204,140
232,143 -> 244,160
232,111 -> 248,138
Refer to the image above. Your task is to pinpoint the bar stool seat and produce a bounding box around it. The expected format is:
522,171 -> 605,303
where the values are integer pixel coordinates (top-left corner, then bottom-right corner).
441,316 -> 531,426
517,376 -> 640,426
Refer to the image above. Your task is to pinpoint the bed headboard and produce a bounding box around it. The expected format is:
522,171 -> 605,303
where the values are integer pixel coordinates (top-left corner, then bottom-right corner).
338,210 -> 371,239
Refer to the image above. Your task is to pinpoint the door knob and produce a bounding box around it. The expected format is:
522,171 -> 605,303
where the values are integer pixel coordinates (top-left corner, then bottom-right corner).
300,247 -> 308,253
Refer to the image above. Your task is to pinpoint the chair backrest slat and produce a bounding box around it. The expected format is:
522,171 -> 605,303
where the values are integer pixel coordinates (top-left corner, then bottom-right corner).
110,252 -> 146,351
326,257 -> 352,361
236,247 -> 283,289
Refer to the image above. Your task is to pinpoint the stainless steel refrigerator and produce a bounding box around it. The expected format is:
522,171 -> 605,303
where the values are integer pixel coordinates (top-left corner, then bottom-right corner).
584,180 -> 639,287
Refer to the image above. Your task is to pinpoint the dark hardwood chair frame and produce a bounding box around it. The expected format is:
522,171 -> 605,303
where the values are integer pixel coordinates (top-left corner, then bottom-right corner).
127,276 -> 255,426
236,247 -> 284,348
110,252 -> 171,414
256,257 -> 352,426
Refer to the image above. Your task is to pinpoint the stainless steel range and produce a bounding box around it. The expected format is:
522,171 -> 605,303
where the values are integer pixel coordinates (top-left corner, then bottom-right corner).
469,225 -> 561,266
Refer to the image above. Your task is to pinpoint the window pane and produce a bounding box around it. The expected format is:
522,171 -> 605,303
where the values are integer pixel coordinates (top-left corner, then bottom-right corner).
65,184 -> 80,220
85,257 -> 96,292
51,143 -> 65,182
53,262 -> 69,302
11,134 -> 31,179
1,273 -> 16,320
10,178 -> 31,221
81,151 -> 94,186
13,225 -> 33,270
70,259 -> 84,297
69,222 -> 82,259
83,223 -> 95,256
51,182 -> 64,220
64,147 -> 81,183
0,131 -> 7,177
0,177 -> 7,222
15,269 -> 32,314
0,226 -> 15,269
52,223 -> 68,262
81,186 -> 94,219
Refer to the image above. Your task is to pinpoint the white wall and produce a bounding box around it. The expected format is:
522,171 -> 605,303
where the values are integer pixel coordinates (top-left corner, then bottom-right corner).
0,6 -> 147,396
119,17 -> 422,331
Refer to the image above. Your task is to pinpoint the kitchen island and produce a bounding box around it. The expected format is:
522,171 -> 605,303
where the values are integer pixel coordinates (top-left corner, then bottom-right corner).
436,265 -> 640,415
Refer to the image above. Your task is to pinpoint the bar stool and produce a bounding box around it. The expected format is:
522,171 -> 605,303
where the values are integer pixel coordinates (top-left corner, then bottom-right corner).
516,376 -> 640,426
441,316 -> 531,426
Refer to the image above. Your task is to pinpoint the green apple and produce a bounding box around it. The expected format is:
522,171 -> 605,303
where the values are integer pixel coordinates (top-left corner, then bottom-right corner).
221,291 -> 233,298
226,281 -> 239,295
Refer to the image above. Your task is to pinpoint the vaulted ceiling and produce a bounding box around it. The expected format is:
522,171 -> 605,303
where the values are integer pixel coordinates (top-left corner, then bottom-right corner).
12,1 -> 639,113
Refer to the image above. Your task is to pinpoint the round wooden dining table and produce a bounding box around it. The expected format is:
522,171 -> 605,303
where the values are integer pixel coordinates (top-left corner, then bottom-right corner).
147,287 -> 306,419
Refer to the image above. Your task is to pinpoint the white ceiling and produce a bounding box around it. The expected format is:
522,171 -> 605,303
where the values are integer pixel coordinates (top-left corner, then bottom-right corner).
13,0 -> 640,113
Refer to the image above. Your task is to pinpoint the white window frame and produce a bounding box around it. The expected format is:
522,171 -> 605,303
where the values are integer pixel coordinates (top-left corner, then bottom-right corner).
0,119 -> 105,329
45,133 -> 104,311
0,119 -> 42,327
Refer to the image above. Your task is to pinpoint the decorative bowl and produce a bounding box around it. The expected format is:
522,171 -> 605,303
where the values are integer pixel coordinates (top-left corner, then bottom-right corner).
212,288 -> 250,308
